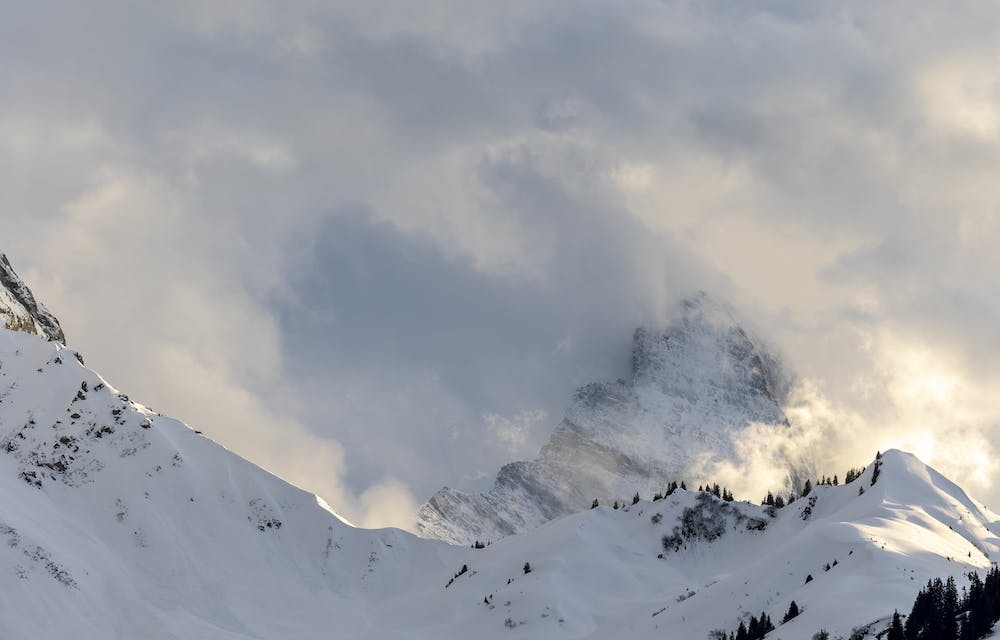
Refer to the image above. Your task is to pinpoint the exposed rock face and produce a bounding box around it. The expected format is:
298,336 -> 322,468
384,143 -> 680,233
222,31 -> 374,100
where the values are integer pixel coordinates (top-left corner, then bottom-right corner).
418,292 -> 806,545
0,254 -> 65,344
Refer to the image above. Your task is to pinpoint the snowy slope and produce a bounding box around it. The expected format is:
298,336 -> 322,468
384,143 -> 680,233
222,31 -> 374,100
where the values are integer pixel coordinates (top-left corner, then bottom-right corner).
0,254 -> 64,343
2,325 -> 997,638
1,256 -> 997,639
418,292 -> 812,545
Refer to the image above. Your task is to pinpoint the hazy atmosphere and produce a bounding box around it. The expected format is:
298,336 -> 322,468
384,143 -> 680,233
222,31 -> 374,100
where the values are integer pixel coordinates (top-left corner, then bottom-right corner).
4,1 -> 1000,529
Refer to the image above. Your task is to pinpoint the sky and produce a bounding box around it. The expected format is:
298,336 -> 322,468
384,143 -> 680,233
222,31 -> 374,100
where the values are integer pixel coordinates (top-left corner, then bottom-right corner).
3,1 -> 1000,528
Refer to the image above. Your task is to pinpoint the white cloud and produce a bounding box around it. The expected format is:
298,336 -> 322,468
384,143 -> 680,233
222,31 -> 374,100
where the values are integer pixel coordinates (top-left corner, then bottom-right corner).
5,0 -> 1000,528
485,409 -> 548,455
915,54 -> 1000,139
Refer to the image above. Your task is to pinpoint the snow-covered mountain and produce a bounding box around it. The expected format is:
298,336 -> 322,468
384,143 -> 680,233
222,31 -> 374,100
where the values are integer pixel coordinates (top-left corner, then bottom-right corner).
418,292 -> 811,545
0,254 -> 64,343
2,257 -> 999,640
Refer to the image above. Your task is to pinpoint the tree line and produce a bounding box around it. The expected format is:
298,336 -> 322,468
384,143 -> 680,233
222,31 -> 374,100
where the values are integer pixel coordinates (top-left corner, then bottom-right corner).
589,452 -> 883,516
890,566 -> 1000,640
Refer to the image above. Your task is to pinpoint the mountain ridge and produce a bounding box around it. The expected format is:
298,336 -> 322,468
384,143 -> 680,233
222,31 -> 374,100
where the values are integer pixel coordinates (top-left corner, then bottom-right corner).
0,320 -> 995,639
0,255 -> 996,639
417,292 -> 810,545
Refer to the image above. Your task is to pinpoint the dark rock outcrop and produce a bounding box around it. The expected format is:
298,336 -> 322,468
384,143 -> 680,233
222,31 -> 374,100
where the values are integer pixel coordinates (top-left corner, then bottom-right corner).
0,254 -> 65,343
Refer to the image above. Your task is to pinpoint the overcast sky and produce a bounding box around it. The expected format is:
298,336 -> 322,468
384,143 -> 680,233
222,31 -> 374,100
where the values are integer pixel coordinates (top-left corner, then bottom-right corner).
4,1 -> 1000,527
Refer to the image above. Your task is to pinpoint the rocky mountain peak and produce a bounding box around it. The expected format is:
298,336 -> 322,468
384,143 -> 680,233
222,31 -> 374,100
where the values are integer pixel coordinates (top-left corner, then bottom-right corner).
631,291 -> 789,414
631,292 -> 743,380
418,293 -> 805,545
0,254 -> 65,344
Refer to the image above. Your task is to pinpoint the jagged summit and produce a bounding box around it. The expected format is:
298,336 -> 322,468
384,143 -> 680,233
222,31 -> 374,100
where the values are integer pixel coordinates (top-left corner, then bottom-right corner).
418,293 -> 807,545
631,291 -> 788,420
632,292 -> 786,398
0,254 -> 64,343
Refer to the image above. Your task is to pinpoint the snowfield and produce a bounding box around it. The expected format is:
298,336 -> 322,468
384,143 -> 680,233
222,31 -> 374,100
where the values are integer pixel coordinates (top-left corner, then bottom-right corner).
1,327 -> 999,639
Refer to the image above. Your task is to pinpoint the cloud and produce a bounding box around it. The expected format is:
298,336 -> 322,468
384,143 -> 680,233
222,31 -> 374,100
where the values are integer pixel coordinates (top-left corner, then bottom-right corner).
4,0 -> 1000,528
706,330 -> 1000,504
486,410 -> 549,455
358,479 -> 420,531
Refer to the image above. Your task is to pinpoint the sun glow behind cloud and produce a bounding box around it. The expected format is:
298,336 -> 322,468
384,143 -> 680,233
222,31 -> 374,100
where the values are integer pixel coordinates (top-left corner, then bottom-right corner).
890,348 -> 960,409
854,332 -> 998,493
917,55 -> 1000,139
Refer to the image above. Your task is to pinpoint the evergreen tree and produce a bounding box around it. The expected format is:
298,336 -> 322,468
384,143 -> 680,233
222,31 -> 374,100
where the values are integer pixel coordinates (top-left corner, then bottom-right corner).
955,566 -> 1000,639
591,498 -> 599,509
522,562 -> 531,574
904,578 -> 950,640
632,492 -> 640,505
761,612 -> 774,634
802,479 -> 813,497
887,610 -> 904,640
782,601 -> 800,623
774,495 -> 785,508
944,576 -> 960,640
735,621 -> 748,640
960,618 -> 975,640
